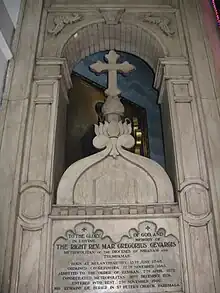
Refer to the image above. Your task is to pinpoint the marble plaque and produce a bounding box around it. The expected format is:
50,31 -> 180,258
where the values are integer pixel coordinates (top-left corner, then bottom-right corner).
52,221 -> 182,293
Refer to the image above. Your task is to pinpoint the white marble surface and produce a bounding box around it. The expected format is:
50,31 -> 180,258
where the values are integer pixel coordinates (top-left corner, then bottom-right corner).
51,218 -> 182,293
57,151 -> 174,205
1,1 -> 220,293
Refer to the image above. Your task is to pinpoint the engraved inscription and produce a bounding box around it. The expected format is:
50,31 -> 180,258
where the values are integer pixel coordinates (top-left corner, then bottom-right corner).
53,221 -> 182,292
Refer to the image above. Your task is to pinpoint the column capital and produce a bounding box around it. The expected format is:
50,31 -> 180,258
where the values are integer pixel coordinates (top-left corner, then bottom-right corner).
154,57 -> 191,89
35,57 -> 72,90
154,57 -> 192,103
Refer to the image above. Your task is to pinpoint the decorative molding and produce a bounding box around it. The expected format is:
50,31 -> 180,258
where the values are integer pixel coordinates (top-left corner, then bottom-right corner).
47,13 -> 82,36
179,183 -> 211,225
143,13 -> 175,37
35,58 -> 72,90
51,203 -> 180,217
172,80 -> 194,103
99,8 -> 125,25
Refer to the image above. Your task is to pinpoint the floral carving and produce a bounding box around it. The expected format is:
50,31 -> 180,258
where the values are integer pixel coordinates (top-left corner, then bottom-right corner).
48,13 -> 82,36
93,119 -> 135,158
143,13 -> 175,37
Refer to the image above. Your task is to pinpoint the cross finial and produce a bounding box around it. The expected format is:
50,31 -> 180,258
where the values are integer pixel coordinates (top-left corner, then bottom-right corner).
90,50 -> 135,97
91,51 -> 136,154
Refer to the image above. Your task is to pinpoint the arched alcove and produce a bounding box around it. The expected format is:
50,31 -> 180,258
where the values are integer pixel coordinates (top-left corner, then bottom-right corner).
52,21 -> 176,197
57,46 -> 175,204
66,50 -> 165,169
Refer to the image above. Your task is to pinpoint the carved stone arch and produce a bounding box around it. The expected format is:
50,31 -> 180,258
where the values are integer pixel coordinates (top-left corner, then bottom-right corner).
45,16 -> 176,205
53,18 -> 177,203
60,21 -> 168,72
51,18 -> 176,205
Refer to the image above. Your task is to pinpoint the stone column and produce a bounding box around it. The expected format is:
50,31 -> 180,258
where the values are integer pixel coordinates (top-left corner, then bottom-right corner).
9,58 -> 71,293
155,57 -> 220,293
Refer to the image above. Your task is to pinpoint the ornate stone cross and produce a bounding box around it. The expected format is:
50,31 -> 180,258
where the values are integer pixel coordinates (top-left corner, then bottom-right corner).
90,50 -> 135,97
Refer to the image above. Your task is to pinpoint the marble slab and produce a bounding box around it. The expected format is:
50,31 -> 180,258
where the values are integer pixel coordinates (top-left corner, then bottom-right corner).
51,218 -> 182,293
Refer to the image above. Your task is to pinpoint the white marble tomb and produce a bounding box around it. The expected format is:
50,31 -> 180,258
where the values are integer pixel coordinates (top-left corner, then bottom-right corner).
1,1 -> 220,293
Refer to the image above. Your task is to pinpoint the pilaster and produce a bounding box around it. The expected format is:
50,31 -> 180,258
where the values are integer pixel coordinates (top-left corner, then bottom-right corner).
10,58 -> 71,293
181,0 -> 220,258
0,1 -> 44,292
155,57 -> 220,293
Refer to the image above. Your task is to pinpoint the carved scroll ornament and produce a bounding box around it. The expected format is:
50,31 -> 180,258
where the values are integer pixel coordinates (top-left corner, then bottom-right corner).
143,13 -> 175,37
48,13 -> 82,36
